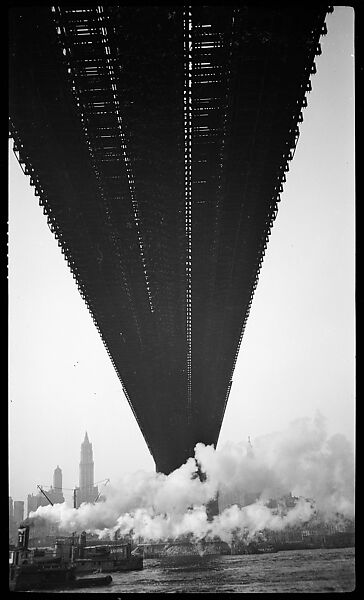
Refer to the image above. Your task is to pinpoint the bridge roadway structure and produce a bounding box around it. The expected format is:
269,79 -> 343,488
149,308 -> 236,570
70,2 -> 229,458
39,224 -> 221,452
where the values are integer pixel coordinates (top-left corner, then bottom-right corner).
9,6 -> 331,475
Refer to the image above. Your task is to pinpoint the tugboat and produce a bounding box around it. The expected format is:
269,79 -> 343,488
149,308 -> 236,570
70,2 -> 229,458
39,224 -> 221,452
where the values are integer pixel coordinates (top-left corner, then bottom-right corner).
65,531 -> 143,574
9,526 -> 112,591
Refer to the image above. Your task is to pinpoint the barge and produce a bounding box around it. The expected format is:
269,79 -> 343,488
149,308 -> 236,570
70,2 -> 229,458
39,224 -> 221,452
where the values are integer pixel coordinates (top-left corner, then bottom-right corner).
56,530 -> 143,573
9,526 -> 112,591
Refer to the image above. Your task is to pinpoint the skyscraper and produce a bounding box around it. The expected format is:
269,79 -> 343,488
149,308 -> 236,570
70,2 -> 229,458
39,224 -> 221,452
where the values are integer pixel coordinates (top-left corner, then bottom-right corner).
53,465 -> 62,491
51,465 -> 65,504
76,432 -> 98,507
13,500 -> 24,525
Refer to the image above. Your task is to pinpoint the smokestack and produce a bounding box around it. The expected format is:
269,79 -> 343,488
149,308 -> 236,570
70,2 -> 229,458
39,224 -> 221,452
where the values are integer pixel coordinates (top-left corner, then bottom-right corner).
17,525 -> 29,550
78,531 -> 87,558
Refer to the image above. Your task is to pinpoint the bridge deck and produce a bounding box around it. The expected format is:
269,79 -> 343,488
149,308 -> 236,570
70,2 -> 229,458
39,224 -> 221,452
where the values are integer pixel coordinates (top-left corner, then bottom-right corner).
9,6 -> 329,473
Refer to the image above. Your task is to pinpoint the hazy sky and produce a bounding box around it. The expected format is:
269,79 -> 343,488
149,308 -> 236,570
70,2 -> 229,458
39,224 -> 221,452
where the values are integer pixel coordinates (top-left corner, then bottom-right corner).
9,7 -> 355,505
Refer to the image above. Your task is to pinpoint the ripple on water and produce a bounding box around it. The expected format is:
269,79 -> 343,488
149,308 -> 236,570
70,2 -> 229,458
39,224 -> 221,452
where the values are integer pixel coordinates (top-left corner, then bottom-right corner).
48,547 -> 355,593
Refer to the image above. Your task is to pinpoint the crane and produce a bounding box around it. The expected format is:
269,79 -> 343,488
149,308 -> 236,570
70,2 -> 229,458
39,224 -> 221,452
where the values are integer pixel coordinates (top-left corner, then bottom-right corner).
95,478 -> 110,502
36,477 -> 110,508
37,485 -> 54,506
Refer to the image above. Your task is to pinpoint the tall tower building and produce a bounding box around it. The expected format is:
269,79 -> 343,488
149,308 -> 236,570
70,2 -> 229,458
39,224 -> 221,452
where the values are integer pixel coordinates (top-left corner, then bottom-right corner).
27,466 -> 65,517
51,465 -> 65,504
76,432 -> 98,507
53,465 -> 62,491
79,432 -> 94,491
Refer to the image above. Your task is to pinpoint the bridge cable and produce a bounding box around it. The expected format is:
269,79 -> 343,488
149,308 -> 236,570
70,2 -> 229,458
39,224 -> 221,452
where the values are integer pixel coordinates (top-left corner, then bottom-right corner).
184,7 -> 193,424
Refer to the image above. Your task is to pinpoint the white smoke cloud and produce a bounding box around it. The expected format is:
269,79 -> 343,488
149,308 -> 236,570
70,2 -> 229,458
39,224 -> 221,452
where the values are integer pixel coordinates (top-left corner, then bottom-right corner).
204,497 -> 317,543
195,411 -> 354,517
30,414 -> 354,542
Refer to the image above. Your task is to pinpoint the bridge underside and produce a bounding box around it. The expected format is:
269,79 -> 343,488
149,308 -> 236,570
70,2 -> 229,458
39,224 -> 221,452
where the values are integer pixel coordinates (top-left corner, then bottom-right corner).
9,6 -> 329,474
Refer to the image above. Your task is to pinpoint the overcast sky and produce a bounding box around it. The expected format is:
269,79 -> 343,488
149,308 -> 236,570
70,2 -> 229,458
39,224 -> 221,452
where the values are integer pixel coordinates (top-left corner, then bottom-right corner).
9,7 -> 354,505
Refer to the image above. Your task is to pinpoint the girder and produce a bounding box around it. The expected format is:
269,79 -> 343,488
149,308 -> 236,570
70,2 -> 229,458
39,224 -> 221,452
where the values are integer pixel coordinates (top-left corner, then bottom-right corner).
9,5 -> 331,474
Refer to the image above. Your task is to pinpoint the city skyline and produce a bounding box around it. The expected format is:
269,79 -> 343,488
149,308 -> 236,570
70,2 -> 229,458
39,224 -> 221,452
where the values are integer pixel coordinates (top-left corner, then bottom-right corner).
11,432 -> 100,510
9,7 -> 354,502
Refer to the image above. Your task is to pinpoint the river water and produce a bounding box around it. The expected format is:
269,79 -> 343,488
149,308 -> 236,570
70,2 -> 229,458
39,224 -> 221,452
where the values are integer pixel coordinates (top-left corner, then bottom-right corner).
49,547 -> 355,594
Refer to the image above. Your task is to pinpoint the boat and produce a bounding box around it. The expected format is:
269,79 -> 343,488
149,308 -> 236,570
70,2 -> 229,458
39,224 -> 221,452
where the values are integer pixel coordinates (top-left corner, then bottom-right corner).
9,563 -> 113,591
9,562 -> 77,591
9,525 -> 113,591
56,530 -> 143,574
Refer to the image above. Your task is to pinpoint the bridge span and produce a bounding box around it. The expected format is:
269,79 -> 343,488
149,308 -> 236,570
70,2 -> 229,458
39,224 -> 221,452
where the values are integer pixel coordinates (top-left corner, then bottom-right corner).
9,6 -> 331,474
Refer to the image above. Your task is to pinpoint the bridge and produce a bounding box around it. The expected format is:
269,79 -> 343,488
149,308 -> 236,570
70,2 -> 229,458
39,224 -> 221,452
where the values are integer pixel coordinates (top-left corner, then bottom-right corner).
9,6 -> 331,475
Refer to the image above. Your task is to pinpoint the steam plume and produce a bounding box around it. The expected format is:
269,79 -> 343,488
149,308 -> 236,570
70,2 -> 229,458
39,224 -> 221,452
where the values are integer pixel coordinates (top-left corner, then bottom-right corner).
30,414 -> 354,542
